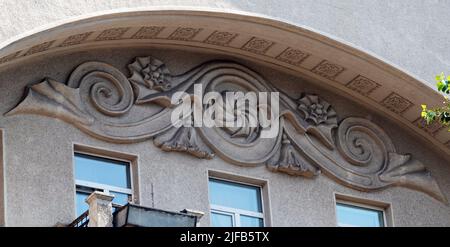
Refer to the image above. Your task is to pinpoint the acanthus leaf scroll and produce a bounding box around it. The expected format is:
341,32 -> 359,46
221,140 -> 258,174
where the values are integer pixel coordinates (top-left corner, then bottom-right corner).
6,55 -> 447,203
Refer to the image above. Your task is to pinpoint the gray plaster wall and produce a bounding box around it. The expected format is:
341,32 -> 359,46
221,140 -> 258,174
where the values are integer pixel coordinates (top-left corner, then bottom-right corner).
0,0 -> 449,89
0,47 -> 449,226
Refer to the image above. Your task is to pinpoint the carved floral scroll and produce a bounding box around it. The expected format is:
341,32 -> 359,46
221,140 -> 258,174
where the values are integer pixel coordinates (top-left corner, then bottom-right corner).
6,56 -> 447,203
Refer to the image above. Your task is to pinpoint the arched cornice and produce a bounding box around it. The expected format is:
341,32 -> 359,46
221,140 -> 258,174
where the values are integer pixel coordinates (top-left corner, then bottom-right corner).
0,7 -> 449,157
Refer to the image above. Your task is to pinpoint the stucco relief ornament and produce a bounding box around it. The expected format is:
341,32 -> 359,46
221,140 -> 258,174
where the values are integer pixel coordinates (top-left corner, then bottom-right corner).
128,56 -> 172,99
220,95 -> 260,141
154,125 -> 215,159
267,133 -> 320,177
297,94 -> 337,145
5,55 -> 447,203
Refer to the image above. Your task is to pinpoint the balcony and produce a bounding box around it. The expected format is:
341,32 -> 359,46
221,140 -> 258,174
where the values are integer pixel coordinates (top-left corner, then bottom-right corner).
68,191 -> 202,227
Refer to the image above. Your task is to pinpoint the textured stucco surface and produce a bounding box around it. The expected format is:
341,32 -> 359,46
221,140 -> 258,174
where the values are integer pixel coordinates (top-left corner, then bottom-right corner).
0,0 -> 449,88
0,129 -> 3,226
0,47 -> 449,226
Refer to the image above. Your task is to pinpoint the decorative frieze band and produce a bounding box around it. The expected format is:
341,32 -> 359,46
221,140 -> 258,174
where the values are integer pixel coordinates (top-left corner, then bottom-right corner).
0,25 -> 448,150
5,55 -> 447,203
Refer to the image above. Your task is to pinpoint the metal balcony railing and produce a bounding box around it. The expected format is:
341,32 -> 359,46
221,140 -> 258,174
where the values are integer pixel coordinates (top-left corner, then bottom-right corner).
67,202 -> 198,227
68,203 -> 124,227
68,210 -> 89,227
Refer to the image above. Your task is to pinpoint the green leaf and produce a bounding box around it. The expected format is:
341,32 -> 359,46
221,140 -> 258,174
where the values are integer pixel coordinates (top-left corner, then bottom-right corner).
443,86 -> 449,94
420,73 -> 450,129
437,81 -> 443,90
436,72 -> 445,82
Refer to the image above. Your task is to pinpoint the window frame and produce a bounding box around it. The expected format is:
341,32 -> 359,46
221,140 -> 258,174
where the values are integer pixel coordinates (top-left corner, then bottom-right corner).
210,210 -> 235,227
75,179 -> 133,196
72,144 -> 139,217
208,176 -> 265,227
334,193 -> 391,227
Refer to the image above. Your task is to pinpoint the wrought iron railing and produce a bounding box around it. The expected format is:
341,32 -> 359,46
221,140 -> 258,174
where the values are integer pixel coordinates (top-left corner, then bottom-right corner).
68,210 -> 89,227
68,204 -> 124,227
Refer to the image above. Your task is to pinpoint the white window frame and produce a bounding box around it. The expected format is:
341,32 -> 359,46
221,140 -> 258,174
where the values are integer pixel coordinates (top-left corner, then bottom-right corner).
335,199 -> 387,227
74,152 -> 133,207
209,177 -> 265,227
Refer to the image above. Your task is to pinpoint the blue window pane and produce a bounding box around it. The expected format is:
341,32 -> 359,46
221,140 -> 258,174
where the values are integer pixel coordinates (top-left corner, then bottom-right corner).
75,153 -> 131,189
209,179 -> 262,213
336,203 -> 384,227
76,192 -> 90,216
110,191 -> 130,206
211,212 -> 233,227
240,215 -> 263,227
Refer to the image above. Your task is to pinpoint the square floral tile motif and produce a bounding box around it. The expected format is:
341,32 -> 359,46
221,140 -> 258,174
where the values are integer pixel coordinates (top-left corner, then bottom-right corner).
204,31 -> 238,46
275,47 -> 310,66
311,60 -> 345,80
132,26 -> 165,39
168,27 -> 202,41
346,75 -> 381,95
241,37 -> 275,54
381,92 -> 413,114
95,28 -> 130,41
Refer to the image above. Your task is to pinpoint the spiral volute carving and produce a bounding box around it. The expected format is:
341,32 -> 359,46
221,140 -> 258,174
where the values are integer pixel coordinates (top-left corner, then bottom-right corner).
68,62 -> 134,117
337,117 -> 396,174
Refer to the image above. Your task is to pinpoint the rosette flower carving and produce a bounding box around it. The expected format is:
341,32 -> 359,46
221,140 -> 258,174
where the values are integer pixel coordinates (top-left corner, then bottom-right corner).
298,94 -> 336,125
128,56 -> 172,92
297,94 -> 337,146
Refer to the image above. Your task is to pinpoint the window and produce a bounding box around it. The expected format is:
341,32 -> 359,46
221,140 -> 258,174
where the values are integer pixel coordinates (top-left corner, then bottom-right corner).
336,201 -> 385,227
74,152 -> 133,216
209,178 -> 264,227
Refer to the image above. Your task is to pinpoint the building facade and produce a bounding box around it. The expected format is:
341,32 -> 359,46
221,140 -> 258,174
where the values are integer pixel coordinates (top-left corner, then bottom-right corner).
0,1 -> 449,226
